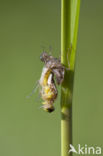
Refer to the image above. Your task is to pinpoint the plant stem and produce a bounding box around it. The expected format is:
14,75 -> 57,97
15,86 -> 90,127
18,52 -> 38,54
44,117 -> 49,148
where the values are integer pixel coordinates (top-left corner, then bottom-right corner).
61,0 -> 80,156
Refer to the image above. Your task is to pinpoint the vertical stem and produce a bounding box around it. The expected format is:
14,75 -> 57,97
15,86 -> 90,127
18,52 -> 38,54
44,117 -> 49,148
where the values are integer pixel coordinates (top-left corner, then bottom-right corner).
61,0 -> 72,156
61,0 -> 80,156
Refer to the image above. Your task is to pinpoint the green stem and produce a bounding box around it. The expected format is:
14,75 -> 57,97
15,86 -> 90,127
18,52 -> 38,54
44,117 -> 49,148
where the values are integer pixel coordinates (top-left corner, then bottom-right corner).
61,0 -> 80,156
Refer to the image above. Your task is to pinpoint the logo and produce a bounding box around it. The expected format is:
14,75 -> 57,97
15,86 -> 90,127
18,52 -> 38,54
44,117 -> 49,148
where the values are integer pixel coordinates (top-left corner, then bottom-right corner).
68,144 -> 102,155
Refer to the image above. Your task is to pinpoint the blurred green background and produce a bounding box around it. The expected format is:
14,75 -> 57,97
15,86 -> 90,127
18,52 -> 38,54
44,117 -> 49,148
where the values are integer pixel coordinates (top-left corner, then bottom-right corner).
0,0 -> 103,156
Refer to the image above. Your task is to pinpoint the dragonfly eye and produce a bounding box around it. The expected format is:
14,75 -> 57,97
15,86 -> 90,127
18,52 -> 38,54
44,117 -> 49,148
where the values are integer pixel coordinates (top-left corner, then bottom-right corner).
40,52 -> 46,62
40,55 -> 44,61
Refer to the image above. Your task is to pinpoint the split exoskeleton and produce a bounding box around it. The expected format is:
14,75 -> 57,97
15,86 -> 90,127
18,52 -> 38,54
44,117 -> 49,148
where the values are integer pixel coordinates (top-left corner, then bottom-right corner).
39,52 -> 65,113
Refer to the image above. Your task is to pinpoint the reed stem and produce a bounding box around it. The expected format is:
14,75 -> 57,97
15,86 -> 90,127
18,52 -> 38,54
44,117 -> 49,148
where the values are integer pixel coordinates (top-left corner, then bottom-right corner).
61,0 -> 81,156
